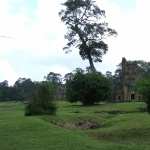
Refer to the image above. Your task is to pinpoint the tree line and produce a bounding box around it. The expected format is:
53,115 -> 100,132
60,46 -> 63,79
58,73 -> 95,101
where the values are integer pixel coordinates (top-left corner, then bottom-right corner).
0,72 -> 63,102
0,62 -> 150,115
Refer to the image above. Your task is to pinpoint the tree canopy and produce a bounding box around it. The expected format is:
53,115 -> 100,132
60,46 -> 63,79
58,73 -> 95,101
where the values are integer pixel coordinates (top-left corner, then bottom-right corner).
65,69 -> 112,105
44,72 -> 62,85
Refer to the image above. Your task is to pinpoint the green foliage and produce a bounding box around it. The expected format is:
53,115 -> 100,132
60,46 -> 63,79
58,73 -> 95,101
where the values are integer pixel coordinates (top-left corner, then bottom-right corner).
0,80 -> 16,101
112,60 -> 150,93
44,72 -> 62,85
66,70 -> 112,105
25,82 -> 56,116
59,0 -> 117,72
131,60 -> 150,77
136,77 -> 150,113
14,78 -> 35,101
0,78 -> 35,101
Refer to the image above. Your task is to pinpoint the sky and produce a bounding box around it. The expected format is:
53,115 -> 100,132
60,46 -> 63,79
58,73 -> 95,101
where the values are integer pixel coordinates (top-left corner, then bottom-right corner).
0,0 -> 150,85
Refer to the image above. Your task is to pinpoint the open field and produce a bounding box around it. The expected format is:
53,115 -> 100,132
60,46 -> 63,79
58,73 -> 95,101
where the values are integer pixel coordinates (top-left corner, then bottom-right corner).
0,101 -> 150,150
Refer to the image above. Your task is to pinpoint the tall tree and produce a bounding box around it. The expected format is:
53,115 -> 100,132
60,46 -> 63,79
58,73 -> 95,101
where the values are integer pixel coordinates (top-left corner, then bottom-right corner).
59,0 -> 117,72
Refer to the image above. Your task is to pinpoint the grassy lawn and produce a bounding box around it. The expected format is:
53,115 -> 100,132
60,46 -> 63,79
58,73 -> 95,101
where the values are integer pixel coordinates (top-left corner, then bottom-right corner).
0,101 -> 150,150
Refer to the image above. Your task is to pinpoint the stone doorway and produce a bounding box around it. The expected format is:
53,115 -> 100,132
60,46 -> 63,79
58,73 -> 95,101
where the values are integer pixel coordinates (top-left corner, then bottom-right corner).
131,94 -> 135,100
118,96 -> 121,100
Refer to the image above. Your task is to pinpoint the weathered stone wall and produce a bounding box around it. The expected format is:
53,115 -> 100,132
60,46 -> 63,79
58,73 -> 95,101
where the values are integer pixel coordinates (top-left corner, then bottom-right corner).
114,57 -> 142,101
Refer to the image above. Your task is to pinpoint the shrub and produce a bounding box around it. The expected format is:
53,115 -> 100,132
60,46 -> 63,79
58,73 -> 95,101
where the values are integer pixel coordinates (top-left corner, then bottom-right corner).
66,71 -> 112,105
136,77 -> 150,113
25,82 -> 56,116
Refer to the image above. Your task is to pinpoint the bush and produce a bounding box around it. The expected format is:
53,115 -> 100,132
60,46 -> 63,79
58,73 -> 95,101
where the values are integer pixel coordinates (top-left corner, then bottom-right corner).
66,71 -> 112,105
25,82 -> 56,116
136,77 -> 150,113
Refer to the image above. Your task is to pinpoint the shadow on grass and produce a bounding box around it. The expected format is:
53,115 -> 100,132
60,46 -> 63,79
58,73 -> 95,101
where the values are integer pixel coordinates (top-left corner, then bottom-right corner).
89,127 -> 150,144
64,103 -> 107,108
94,107 -> 146,115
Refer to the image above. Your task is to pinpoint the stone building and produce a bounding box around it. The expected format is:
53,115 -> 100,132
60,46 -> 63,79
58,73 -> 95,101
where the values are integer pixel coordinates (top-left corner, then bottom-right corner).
113,57 -> 142,101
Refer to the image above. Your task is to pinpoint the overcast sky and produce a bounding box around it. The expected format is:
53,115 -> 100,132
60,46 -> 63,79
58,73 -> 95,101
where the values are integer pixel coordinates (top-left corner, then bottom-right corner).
0,0 -> 150,85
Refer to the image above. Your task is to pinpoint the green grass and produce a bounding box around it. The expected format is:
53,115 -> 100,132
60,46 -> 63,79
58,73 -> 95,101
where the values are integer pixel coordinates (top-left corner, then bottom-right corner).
0,101 -> 150,150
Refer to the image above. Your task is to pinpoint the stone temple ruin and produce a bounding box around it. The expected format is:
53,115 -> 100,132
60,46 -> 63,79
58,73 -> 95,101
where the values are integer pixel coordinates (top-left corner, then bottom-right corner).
113,57 -> 143,102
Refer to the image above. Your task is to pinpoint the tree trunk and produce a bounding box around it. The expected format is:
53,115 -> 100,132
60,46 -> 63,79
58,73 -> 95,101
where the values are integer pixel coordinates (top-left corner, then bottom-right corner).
88,53 -> 96,72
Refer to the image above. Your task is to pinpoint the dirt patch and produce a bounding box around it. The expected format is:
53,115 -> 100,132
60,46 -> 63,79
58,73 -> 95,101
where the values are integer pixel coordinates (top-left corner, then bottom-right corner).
51,119 -> 101,130
74,120 -> 100,129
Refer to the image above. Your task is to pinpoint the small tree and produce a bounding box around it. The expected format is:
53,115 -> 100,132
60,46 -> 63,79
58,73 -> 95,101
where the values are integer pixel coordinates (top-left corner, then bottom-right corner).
14,78 -> 35,101
59,0 -> 117,72
25,82 -> 56,116
136,77 -> 150,113
66,70 -> 111,105
44,72 -> 62,85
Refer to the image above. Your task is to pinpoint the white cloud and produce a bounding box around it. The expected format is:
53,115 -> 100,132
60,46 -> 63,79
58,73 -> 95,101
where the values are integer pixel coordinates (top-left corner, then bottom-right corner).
0,0 -> 79,83
47,65 -> 70,76
0,60 -> 18,85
